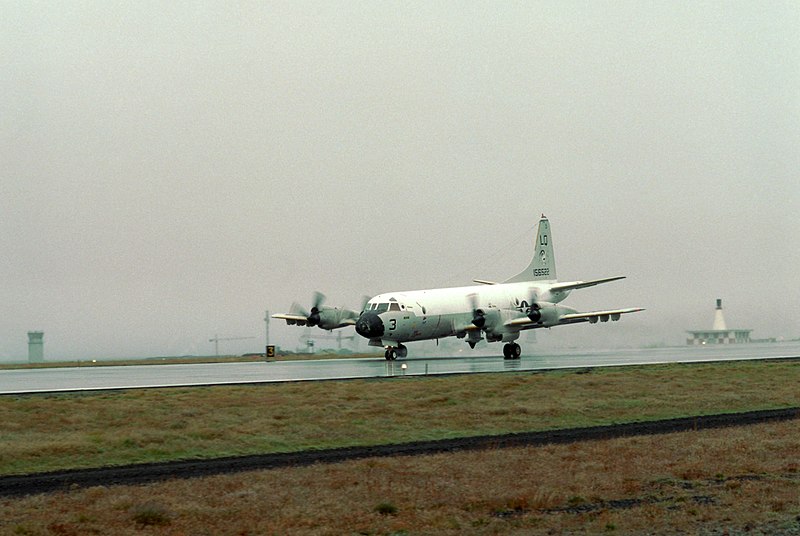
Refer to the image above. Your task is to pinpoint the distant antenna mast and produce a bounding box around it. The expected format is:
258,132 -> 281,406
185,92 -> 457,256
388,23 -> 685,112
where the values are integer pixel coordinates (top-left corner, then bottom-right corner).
264,309 -> 270,348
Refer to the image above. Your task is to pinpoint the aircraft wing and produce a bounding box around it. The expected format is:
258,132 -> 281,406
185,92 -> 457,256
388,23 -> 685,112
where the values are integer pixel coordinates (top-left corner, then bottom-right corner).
557,307 -> 645,324
272,313 -> 311,326
549,276 -> 626,293
504,307 -> 644,328
271,313 -> 358,328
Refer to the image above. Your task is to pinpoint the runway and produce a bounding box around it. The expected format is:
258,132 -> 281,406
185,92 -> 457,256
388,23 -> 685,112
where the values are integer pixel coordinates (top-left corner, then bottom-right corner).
2,342 -> 799,395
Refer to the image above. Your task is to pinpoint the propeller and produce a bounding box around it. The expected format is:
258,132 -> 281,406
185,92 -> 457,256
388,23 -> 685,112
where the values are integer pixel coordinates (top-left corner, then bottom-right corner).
468,293 -> 486,329
525,288 -> 542,322
290,292 -> 327,327
342,296 -> 371,323
307,291 -> 326,326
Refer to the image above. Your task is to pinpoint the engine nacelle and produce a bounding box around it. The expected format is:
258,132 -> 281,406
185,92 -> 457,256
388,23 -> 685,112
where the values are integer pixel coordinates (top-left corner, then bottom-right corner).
531,302 -> 561,326
474,307 -> 503,333
314,308 -> 338,329
316,307 -> 357,330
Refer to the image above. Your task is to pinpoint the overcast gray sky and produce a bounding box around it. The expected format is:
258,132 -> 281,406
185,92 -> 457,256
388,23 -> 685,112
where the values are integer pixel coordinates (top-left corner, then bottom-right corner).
2,1 -> 799,360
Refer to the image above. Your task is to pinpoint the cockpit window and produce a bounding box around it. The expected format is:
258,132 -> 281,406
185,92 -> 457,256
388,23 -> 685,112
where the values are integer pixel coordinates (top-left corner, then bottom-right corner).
389,302 -> 401,312
375,303 -> 389,313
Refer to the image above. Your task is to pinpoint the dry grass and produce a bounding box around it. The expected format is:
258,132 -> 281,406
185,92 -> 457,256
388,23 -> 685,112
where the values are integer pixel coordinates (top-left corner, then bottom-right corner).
1,360 -> 799,475
2,420 -> 798,535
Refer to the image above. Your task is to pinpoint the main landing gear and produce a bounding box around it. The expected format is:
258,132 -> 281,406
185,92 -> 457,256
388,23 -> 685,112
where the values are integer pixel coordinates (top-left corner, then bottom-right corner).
384,345 -> 408,361
502,343 -> 522,360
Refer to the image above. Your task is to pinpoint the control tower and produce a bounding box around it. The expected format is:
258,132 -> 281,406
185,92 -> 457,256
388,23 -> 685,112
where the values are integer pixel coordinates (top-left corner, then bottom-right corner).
712,298 -> 727,330
687,299 -> 752,345
28,331 -> 44,363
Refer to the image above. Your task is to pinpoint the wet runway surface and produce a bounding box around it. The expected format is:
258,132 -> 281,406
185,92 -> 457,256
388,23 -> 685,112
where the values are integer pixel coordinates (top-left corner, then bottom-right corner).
2,342 -> 799,394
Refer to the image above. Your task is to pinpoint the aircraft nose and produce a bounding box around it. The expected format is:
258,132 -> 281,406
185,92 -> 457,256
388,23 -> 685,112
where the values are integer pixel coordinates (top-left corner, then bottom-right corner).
356,312 -> 384,338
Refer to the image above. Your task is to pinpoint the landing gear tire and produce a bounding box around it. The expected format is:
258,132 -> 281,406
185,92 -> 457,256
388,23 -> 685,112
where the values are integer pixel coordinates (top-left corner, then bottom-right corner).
384,348 -> 397,361
503,343 -> 521,360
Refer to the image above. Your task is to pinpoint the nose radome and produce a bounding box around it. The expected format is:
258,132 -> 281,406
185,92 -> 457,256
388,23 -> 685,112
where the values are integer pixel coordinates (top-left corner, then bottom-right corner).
356,312 -> 384,338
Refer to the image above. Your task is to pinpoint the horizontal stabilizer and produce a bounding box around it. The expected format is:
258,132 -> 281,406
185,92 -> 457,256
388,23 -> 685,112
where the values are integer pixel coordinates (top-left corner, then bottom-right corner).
472,279 -> 498,285
549,276 -> 626,293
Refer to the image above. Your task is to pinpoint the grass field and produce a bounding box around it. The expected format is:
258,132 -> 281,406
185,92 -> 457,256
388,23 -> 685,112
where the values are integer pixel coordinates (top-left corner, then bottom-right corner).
1,359 -> 799,534
1,359 -> 798,476
3,420 -> 798,535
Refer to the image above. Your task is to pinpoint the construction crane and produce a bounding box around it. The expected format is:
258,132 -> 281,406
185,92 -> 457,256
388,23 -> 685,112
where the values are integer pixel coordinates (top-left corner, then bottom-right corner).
298,330 -> 356,353
209,335 -> 255,356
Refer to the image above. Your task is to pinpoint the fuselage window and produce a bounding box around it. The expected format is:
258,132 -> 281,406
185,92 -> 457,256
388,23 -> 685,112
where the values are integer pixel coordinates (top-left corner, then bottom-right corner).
376,303 -> 389,313
389,303 -> 401,312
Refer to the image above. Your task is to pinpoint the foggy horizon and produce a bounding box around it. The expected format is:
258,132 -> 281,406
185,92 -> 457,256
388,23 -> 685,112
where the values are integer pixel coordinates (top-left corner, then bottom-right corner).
3,2 -> 799,361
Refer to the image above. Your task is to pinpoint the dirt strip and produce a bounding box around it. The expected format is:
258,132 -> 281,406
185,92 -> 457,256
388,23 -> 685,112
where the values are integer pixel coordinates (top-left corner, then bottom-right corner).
2,407 -> 797,498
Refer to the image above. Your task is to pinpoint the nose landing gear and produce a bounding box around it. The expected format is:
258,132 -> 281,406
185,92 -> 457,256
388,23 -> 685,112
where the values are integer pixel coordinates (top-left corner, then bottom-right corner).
384,344 -> 407,361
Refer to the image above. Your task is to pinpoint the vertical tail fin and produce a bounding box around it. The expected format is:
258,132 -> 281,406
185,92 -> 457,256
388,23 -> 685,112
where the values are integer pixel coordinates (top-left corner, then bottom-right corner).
504,215 -> 557,283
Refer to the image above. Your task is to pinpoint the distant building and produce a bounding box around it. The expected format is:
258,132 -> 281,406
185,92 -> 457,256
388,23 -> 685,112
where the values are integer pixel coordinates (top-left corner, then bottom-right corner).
28,331 -> 44,363
687,299 -> 752,345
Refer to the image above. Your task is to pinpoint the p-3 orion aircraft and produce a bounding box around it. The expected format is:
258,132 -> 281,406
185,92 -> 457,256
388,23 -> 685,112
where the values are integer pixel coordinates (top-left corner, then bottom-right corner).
274,215 -> 643,360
